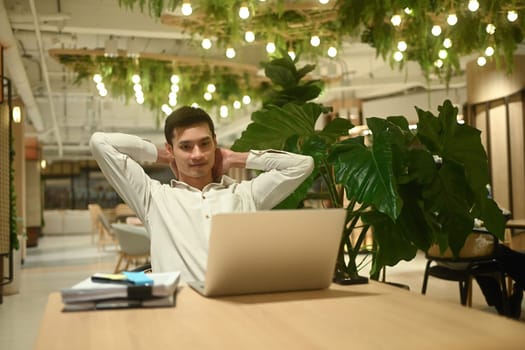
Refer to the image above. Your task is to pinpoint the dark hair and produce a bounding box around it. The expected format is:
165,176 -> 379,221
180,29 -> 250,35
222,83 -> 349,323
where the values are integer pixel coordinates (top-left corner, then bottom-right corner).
164,106 -> 216,145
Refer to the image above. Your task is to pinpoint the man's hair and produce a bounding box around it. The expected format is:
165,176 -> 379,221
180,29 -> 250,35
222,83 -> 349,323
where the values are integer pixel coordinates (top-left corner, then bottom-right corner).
164,106 -> 216,145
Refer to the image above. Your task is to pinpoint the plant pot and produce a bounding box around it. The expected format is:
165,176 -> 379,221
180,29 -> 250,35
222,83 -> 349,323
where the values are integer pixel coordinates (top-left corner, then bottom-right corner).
26,226 -> 40,248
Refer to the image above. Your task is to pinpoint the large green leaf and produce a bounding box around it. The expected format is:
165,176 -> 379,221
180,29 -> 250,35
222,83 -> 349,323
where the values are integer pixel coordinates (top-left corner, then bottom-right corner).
232,103 -> 322,152
331,118 -> 401,220
361,211 -> 418,276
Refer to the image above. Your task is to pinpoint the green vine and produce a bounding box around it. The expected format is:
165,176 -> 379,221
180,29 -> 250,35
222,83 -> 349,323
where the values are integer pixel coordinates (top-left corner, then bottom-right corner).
114,0 -> 525,83
58,54 -> 266,125
10,127 -> 18,251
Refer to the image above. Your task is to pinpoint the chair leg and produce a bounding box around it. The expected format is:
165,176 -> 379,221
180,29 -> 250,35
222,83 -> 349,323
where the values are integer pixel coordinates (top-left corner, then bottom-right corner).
114,254 -> 124,273
498,272 -> 510,316
421,260 -> 432,295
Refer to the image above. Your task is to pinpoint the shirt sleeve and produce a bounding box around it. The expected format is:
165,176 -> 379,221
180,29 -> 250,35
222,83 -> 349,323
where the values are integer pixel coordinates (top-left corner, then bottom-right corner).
89,132 -> 158,222
244,150 -> 314,210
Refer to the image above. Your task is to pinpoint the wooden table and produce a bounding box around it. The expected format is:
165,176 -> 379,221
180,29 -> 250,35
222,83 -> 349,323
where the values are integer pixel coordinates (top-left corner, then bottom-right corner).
35,282 -> 525,350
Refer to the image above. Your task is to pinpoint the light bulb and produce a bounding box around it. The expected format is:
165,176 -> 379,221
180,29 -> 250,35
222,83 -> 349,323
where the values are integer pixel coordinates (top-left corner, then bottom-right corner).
171,85 -> 180,93
242,95 -> 251,104
438,49 -> 448,59
169,97 -> 177,107
93,74 -> 102,83
239,5 -> 250,19
233,101 -> 241,109
171,75 -> 180,84
443,38 -> 452,48
327,46 -> 337,58
191,103 -> 199,108
266,42 -> 276,54
507,11 -> 518,22
207,84 -> 216,93
319,0 -> 330,4
477,56 -> 487,66
391,15 -> 402,26
96,82 -> 105,91
404,8 -> 413,15
310,35 -> 320,47
288,50 -> 296,60
485,46 -> 494,56
133,84 -> 142,93
40,160 -> 47,169
447,14 -> 458,26
244,31 -> 255,42
486,23 -> 496,35
397,41 -> 407,52
131,74 -> 141,84
226,47 -> 236,58
12,106 -> 21,123
201,38 -> 212,50
434,59 -> 444,68
204,92 -> 213,101
99,88 -> 108,97
431,25 -> 442,36
136,95 -> 144,104
220,105 -> 229,118
393,51 -> 404,62
468,0 -> 479,12
181,2 -> 192,16
162,104 -> 173,115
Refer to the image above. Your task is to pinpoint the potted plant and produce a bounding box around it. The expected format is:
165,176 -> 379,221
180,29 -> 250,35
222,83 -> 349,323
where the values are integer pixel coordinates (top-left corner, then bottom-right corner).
231,55 -> 506,283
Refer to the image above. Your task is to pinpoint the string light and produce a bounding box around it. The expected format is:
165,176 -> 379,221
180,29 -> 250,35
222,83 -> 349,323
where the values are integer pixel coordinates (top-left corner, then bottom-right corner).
201,38 -> 212,49
438,49 -> 448,59
393,51 -> 404,61
327,46 -> 337,58
431,25 -> 442,36
171,75 -> 180,84
207,84 -> 216,93
244,31 -> 255,42
204,92 -> 212,101
239,4 -> 250,19
485,46 -> 495,56
310,35 -> 321,47
404,8 -> 413,15
226,47 -> 236,58
288,50 -> 296,60
220,105 -> 229,118
397,41 -> 407,51
447,14 -> 458,26
486,23 -> 496,35
181,1 -> 192,16
391,15 -> 402,26
434,59 -> 444,68
468,0 -> 479,12
233,101 -> 242,109
507,10 -> 518,22
242,95 -> 251,104
266,42 -> 276,54
93,74 -> 102,84
477,56 -> 487,66
319,0 -> 330,4
443,38 -> 452,48
131,74 -> 141,84
162,104 -> 173,115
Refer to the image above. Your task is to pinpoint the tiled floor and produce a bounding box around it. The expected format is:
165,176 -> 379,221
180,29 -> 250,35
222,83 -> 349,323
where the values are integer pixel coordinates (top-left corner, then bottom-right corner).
0,233 -> 523,350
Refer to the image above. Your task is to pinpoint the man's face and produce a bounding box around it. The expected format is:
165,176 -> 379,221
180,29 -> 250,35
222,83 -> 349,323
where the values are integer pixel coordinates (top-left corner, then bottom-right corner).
167,122 -> 216,182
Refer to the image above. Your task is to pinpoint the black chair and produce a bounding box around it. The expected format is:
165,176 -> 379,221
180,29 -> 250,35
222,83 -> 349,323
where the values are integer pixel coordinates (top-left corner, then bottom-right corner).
421,228 -> 509,313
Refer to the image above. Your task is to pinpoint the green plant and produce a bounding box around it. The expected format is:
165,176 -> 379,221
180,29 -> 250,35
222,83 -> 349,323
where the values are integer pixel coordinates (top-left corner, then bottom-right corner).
232,55 -> 506,281
116,0 -> 525,83
10,121 -> 19,251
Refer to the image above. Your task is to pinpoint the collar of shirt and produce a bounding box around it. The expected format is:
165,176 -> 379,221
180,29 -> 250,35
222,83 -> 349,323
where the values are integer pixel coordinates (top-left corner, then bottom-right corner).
169,175 -> 237,191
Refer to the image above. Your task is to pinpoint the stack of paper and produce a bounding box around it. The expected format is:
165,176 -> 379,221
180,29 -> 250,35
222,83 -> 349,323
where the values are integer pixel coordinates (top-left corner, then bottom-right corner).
60,271 -> 181,311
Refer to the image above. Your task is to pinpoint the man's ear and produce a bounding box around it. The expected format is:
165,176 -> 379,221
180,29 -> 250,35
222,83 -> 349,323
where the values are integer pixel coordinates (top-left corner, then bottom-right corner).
165,142 -> 173,155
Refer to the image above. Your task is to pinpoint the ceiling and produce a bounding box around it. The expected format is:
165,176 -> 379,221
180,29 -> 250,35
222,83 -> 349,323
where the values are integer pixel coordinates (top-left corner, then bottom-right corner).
0,0 -> 497,162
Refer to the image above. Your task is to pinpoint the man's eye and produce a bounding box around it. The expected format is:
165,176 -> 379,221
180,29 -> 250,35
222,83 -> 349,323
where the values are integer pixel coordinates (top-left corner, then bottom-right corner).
180,145 -> 191,151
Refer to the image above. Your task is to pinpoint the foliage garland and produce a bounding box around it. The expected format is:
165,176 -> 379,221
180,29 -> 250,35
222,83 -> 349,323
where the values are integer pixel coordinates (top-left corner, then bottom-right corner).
116,0 -> 525,82
58,54 -> 266,125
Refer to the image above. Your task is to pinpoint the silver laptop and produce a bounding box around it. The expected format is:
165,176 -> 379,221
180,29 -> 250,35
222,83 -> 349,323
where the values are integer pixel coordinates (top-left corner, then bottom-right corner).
188,208 -> 346,297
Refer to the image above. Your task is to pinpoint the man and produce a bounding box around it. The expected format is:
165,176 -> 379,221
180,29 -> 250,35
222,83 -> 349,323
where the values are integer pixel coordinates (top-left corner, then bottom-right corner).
90,106 -> 314,281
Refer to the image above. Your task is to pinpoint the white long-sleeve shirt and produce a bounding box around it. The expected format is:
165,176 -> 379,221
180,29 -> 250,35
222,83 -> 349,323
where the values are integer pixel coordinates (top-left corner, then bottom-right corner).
89,132 -> 314,281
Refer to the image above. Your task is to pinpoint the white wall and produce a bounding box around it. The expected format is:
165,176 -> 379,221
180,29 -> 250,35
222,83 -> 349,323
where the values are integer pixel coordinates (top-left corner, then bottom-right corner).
362,88 -> 467,123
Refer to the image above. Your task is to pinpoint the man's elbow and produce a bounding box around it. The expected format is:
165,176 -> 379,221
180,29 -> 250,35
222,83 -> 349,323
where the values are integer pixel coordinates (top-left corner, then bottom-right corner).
89,132 -> 105,155
303,155 -> 314,177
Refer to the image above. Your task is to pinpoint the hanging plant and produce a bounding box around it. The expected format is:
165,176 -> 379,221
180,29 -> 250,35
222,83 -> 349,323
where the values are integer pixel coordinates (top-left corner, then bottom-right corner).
56,52 -> 265,125
115,0 -> 525,84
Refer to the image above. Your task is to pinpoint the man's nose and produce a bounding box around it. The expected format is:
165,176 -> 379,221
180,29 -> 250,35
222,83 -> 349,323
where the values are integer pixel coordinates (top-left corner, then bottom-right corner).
190,145 -> 204,158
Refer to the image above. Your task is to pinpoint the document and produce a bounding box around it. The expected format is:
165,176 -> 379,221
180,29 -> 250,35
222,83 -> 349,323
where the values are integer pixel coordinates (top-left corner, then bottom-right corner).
61,271 -> 181,309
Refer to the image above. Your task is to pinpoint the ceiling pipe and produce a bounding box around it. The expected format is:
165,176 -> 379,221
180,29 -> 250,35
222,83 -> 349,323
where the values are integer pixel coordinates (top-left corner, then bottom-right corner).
29,0 -> 63,157
0,1 -> 44,131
